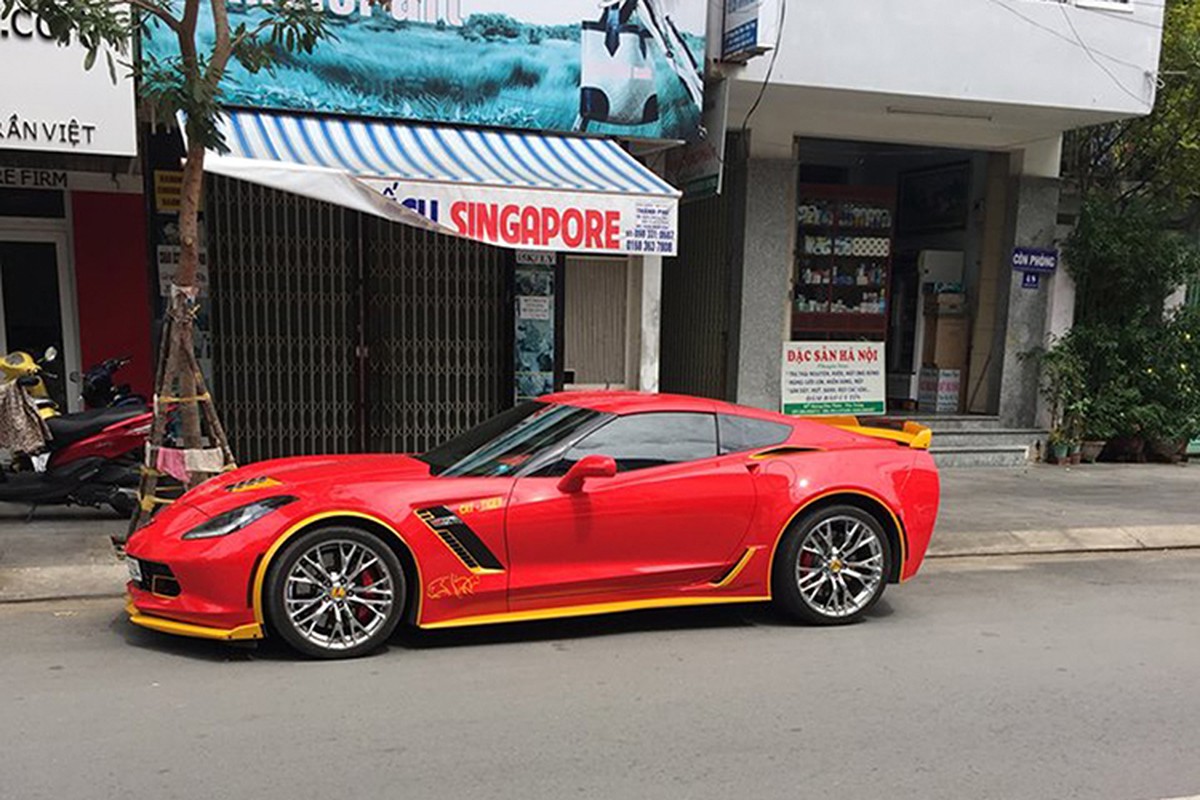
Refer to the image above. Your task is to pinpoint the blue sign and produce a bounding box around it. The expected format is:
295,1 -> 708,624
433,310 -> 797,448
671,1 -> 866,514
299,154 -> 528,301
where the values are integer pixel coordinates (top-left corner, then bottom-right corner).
143,0 -> 708,142
1021,272 -> 1040,289
1011,247 -> 1058,274
722,0 -> 778,62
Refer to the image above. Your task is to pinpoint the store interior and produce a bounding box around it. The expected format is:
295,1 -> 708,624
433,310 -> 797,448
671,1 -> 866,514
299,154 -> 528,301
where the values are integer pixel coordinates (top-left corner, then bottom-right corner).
795,138 -> 994,414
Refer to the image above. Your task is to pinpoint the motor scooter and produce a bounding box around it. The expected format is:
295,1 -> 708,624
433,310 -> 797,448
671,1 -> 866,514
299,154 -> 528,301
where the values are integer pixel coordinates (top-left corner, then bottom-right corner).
71,356 -> 147,409
1,350 -> 152,517
1,346 -> 61,419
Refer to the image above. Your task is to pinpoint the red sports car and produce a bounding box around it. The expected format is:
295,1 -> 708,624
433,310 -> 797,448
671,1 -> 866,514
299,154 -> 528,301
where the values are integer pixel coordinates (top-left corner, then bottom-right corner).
124,392 -> 939,659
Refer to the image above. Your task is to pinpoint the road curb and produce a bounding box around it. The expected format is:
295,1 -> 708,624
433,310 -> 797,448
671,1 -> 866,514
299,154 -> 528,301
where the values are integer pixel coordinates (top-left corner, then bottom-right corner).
0,563 -> 127,604
927,524 -> 1200,558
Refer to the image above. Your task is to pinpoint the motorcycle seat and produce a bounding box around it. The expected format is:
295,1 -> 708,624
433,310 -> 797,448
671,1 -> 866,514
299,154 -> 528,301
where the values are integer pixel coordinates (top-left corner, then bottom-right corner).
46,407 -> 146,449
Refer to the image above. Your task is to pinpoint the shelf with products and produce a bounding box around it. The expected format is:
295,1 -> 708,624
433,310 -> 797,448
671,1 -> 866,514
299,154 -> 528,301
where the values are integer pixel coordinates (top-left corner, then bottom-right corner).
793,184 -> 895,341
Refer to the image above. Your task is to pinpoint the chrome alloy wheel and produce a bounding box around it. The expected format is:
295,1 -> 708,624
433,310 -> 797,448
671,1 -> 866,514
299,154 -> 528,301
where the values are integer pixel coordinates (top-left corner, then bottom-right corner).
283,539 -> 396,652
795,515 -> 885,619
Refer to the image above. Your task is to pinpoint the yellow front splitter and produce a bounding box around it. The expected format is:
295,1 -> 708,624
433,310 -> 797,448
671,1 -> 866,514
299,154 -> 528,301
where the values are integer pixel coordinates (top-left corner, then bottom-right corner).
125,598 -> 263,642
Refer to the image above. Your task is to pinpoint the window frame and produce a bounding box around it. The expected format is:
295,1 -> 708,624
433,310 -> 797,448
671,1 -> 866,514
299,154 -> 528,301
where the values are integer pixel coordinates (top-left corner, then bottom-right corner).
716,413 -> 794,455
524,410 -> 722,477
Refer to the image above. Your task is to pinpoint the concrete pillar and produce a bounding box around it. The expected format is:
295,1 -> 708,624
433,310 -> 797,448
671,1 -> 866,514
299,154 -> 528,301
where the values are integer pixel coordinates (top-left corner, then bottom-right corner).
625,255 -> 663,392
996,174 -> 1062,428
733,158 -> 795,410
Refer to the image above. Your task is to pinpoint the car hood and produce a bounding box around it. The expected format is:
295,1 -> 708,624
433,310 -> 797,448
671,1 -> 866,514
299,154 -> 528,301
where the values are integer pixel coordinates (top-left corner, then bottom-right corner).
182,454 -> 434,511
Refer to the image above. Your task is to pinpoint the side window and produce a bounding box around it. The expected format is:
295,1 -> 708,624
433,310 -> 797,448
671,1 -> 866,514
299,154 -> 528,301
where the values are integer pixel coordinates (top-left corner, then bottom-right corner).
718,414 -> 792,455
542,412 -> 718,474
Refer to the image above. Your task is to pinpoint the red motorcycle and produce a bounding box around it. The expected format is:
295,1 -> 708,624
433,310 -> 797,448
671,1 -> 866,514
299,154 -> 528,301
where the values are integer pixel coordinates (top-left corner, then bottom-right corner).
1,357 -> 151,517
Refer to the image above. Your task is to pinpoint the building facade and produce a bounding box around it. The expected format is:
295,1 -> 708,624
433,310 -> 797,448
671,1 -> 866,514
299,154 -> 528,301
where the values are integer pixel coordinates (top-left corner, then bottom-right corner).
0,13 -> 152,411
662,0 -> 1166,429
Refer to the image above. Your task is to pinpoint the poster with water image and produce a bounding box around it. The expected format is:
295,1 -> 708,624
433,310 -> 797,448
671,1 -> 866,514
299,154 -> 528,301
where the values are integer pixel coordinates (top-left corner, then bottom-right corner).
143,0 -> 708,142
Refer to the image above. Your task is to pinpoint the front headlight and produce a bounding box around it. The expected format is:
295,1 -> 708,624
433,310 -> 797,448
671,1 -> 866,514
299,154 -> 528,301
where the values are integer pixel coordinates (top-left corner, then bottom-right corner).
182,496 -> 297,540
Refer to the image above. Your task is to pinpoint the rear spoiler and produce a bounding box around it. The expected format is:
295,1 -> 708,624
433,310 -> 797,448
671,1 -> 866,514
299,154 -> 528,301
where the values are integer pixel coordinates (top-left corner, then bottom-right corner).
806,416 -> 933,451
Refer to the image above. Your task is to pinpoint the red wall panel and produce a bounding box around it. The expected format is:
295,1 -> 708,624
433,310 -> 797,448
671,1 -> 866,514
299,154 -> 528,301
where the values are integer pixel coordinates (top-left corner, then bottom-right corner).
70,191 -> 154,399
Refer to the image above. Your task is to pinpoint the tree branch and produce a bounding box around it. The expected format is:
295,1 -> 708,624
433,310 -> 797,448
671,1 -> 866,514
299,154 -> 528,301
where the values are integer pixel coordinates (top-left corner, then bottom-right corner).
121,0 -> 181,32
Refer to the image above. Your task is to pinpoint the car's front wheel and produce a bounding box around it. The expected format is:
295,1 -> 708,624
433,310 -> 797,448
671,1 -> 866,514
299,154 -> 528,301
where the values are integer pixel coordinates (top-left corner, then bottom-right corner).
772,505 -> 891,625
265,526 -> 406,659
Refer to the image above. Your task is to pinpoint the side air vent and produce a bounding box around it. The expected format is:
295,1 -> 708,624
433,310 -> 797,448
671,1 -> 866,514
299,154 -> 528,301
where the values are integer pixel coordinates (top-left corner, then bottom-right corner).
415,506 -> 505,573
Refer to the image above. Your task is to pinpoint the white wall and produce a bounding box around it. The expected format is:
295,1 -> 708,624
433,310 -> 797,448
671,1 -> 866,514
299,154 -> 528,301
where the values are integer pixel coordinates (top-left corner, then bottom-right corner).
719,0 -> 1165,157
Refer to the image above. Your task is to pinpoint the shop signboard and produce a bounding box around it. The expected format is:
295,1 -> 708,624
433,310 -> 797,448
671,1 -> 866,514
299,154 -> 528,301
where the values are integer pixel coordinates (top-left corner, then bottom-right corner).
143,0 -> 708,142
376,180 -> 678,255
665,78 -> 729,200
0,11 -> 136,155
721,0 -> 779,63
781,341 -> 886,416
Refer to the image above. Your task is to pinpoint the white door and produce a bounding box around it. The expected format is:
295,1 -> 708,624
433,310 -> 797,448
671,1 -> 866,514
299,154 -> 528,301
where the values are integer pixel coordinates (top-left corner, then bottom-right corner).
0,224 -> 81,412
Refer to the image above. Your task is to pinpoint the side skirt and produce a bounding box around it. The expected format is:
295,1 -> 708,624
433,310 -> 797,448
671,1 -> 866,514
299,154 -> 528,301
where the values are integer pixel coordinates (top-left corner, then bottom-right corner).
419,595 -> 771,630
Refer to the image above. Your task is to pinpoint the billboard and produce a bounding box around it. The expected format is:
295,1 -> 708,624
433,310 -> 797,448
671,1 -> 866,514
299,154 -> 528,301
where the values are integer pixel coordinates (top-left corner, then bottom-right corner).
0,10 -> 136,155
143,0 -> 708,142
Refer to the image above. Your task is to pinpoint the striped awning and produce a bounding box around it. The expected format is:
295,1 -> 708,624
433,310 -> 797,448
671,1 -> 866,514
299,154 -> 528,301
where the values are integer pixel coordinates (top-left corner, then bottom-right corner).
202,109 -> 681,256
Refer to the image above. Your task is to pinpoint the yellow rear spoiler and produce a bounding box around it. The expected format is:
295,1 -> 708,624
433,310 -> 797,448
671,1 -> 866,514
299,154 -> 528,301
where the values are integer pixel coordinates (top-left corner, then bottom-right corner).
806,416 -> 933,451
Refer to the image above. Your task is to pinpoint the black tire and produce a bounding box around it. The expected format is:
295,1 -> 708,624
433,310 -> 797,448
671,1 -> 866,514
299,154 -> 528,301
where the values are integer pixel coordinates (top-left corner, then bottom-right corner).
108,489 -> 138,519
265,526 -> 406,660
772,505 -> 891,626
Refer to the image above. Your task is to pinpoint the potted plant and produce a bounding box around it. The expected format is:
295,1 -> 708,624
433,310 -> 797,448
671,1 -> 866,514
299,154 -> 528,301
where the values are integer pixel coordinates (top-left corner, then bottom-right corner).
1047,428 -> 1071,464
1032,336 -> 1088,465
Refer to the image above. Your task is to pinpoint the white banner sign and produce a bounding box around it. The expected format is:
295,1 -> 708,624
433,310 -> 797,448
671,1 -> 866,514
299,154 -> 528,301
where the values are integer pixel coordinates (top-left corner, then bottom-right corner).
0,12 -> 136,156
370,179 -> 678,256
782,341 -> 886,417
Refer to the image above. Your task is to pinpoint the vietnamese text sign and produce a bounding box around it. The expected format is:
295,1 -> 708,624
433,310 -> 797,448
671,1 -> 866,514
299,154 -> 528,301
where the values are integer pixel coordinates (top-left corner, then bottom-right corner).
782,341 -> 886,416
722,0 -> 779,62
144,0 -> 708,142
0,11 -> 136,155
1011,247 -> 1058,274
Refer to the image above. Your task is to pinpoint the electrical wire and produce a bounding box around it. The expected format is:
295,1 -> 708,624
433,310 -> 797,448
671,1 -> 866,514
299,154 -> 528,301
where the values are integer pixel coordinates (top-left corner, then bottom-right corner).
1057,3 -> 1151,104
739,0 -> 787,135
982,0 -> 1149,71
1073,3 -> 1165,31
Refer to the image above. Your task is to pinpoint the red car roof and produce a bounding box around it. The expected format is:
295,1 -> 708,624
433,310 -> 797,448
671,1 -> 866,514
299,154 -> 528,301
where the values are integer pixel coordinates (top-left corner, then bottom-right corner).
539,390 -> 877,449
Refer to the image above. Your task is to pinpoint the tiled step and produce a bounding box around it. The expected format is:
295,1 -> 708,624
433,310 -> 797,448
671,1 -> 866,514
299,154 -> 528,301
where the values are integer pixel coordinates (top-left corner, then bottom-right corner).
886,414 -> 1005,432
929,429 -> 1045,450
932,445 -> 1034,469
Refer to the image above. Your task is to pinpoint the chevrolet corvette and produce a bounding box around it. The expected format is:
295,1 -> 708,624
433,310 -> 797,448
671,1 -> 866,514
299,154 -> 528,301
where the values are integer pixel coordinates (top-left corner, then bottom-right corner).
124,392 -> 940,659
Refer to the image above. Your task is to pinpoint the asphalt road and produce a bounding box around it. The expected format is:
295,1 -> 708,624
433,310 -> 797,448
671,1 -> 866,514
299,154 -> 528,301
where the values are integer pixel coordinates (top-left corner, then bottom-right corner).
2,551 -> 1199,800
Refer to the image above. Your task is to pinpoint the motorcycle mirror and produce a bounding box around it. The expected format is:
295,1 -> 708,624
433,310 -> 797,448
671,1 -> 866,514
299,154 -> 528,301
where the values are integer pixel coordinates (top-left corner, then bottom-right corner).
42,346 -> 58,363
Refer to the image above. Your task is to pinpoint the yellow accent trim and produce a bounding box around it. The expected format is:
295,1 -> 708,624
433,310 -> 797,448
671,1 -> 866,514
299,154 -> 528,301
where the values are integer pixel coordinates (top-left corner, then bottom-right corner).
805,417 -> 933,450
228,476 -> 283,493
250,511 -> 423,628
421,595 -> 771,630
126,598 -> 263,642
710,546 -> 763,589
766,488 -> 910,599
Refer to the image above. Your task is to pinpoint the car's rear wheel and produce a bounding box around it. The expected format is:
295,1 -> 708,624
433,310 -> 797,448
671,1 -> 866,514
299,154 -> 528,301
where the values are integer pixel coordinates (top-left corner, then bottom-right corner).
265,526 -> 405,659
772,505 -> 891,625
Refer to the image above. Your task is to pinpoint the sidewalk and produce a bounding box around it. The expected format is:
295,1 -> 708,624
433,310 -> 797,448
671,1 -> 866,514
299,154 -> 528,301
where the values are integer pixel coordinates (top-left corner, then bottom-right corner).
1,463 -> 1197,602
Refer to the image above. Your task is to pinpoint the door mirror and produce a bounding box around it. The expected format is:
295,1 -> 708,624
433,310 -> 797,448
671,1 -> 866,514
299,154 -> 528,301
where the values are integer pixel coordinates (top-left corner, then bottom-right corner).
557,454 -> 617,494
42,346 -> 58,363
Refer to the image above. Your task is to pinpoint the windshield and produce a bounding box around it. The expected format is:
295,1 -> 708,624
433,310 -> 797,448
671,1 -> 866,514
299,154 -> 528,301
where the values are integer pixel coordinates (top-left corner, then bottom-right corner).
418,402 -> 604,477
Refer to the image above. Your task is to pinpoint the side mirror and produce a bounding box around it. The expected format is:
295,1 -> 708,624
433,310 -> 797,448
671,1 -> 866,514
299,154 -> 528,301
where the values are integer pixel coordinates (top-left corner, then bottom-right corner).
42,346 -> 58,363
557,454 -> 617,494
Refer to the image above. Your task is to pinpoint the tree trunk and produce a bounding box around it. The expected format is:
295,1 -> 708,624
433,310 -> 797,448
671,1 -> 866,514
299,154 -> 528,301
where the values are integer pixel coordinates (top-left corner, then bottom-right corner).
174,140 -> 207,449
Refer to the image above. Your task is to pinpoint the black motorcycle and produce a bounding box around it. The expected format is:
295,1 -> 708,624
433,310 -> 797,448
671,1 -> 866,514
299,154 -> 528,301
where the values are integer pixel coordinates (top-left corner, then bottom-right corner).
71,356 -> 147,409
